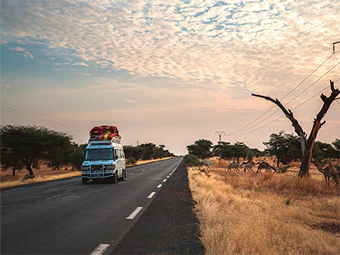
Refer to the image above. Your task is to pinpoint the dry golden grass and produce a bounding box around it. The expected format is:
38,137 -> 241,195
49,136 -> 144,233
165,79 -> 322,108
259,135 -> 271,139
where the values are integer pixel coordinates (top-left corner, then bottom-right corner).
189,158 -> 340,255
0,157 -> 173,189
132,157 -> 173,166
0,165 -> 82,189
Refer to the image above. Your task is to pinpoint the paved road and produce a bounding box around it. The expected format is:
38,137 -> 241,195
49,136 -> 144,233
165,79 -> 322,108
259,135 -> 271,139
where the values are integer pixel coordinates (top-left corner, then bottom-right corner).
110,159 -> 204,255
1,157 -> 183,255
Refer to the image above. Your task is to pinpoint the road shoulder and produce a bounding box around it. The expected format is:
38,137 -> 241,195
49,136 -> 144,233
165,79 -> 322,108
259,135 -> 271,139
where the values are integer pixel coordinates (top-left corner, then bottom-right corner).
110,160 -> 205,254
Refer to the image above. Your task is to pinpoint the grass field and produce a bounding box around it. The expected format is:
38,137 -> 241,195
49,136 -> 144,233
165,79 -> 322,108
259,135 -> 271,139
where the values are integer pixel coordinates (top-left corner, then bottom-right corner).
188,158 -> 340,255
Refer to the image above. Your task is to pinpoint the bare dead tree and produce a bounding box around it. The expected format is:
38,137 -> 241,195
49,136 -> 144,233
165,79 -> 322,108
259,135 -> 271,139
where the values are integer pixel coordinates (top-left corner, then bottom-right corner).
252,80 -> 339,177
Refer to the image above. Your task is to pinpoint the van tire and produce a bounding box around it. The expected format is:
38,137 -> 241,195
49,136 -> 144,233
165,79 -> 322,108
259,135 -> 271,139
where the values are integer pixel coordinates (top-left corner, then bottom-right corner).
112,172 -> 118,183
121,170 -> 126,181
82,178 -> 88,184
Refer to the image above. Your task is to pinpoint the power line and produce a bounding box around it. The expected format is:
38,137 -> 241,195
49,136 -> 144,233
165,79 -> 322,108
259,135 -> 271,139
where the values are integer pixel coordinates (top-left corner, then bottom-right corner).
228,62 -> 340,137
284,60 -> 340,106
226,53 -> 336,136
233,79 -> 340,137
0,101 -> 84,129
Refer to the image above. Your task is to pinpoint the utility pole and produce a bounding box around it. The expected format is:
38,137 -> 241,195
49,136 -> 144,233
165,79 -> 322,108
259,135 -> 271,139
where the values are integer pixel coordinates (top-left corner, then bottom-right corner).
215,131 -> 225,144
136,140 -> 139,146
333,41 -> 340,54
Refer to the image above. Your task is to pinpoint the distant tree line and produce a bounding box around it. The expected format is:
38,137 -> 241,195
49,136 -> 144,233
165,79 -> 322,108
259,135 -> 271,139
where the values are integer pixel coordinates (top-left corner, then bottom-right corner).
123,143 -> 174,165
0,125 -> 87,177
186,139 -> 264,163
0,125 -> 174,177
185,131 -> 340,167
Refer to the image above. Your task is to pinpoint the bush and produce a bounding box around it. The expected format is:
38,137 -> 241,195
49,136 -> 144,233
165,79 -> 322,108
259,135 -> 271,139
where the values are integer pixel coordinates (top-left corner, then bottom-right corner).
23,174 -> 35,180
184,154 -> 201,167
127,157 -> 137,165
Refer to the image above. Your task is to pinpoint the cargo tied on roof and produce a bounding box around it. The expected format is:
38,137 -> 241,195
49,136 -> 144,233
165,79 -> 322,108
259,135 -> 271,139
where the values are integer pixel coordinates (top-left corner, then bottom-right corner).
89,125 -> 120,142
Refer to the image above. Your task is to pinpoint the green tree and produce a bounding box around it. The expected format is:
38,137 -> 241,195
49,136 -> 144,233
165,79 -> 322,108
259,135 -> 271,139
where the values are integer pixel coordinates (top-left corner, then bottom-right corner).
212,141 -> 230,158
331,139 -> 340,161
263,131 -> 301,167
313,141 -> 336,162
187,139 -> 213,159
213,142 -> 250,162
140,143 -> 157,160
123,143 -> 174,161
0,125 -> 73,177
232,142 -> 249,162
70,143 -> 86,170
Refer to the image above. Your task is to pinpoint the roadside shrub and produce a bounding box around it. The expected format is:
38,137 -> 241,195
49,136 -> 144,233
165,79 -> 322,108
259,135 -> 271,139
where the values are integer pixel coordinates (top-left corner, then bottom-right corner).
23,174 -> 35,180
127,157 -> 137,165
184,154 -> 201,167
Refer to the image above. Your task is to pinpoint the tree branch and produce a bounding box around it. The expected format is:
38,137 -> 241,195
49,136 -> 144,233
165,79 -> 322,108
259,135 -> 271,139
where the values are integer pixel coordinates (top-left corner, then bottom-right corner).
251,93 -> 305,138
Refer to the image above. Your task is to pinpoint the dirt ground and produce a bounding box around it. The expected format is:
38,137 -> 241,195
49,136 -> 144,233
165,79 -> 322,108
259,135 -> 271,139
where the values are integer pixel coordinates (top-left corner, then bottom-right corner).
0,163 -> 77,183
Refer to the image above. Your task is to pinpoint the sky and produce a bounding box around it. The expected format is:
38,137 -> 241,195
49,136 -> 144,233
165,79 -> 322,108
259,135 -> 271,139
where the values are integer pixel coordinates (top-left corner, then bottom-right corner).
1,0 -> 340,156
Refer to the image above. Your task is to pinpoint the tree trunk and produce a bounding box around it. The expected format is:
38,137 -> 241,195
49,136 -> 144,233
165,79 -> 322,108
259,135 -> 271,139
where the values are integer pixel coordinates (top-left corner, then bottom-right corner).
12,169 -> 16,176
252,80 -> 339,177
299,151 -> 312,177
26,165 -> 34,176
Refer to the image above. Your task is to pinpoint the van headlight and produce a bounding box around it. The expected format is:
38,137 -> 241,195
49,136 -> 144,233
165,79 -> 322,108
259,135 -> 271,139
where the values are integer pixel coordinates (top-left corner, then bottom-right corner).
82,166 -> 90,172
105,165 -> 115,172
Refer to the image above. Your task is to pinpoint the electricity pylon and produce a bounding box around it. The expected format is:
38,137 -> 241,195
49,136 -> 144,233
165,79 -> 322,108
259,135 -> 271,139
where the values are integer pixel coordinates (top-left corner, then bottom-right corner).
215,131 -> 225,144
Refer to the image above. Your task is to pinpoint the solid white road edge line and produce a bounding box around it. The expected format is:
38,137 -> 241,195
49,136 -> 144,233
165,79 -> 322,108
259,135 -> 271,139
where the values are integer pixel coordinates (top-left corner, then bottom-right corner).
4,187 -> 25,192
147,192 -> 156,199
89,244 -> 110,255
126,207 -> 143,220
45,194 -> 62,200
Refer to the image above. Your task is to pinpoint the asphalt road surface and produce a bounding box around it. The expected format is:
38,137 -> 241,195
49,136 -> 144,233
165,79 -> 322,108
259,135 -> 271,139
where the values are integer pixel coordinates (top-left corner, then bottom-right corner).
1,157 -> 200,255
110,158 -> 204,255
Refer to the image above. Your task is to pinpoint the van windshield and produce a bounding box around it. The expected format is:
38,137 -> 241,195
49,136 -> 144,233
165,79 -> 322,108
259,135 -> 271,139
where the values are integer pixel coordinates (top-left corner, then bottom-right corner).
84,148 -> 114,161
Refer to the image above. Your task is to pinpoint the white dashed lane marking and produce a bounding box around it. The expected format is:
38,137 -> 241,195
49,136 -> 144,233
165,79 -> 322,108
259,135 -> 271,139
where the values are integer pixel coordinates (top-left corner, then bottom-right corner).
89,244 -> 110,255
147,192 -> 156,199
157,184 -> 162,188
126,207 -> 143,220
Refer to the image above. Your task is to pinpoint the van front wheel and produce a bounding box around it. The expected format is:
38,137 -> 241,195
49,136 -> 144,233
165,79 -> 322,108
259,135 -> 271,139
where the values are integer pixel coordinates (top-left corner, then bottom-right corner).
112,173 -> 118,183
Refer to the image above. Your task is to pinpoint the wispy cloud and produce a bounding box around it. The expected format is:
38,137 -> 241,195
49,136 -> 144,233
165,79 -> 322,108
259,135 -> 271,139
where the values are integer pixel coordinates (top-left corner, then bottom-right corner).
1,0 -> 339,154
124,98 -> 136,104
23,51 -> 34,58
9,46 -> 34,58
73,62 -> 89,67
1,0 -> 339,95
0,83 -> 11,89
11,46 -> 26,52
